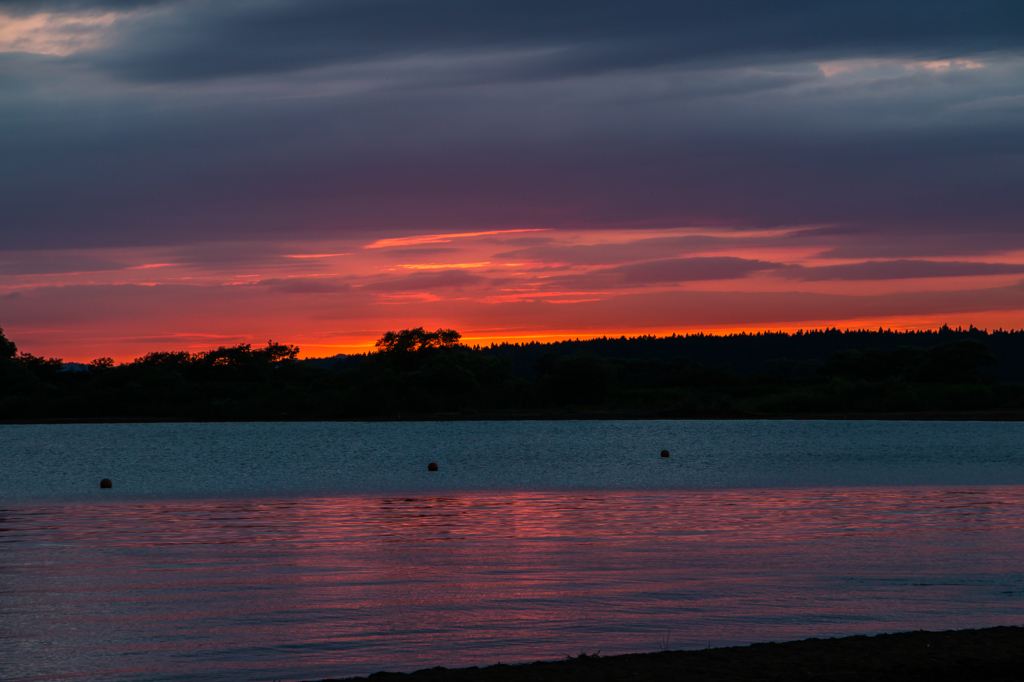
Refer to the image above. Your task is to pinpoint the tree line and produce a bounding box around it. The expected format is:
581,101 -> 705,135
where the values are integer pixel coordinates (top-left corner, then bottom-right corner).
1,325 -> 1022,420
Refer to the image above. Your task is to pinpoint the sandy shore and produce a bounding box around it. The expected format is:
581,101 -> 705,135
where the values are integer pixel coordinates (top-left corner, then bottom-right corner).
315,625 -> 1024,681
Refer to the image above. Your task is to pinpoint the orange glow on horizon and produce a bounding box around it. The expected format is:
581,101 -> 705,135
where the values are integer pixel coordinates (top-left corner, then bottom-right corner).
293,313 -> 1024,358
3,226 -> 1024,363
12,312 -> 1024,364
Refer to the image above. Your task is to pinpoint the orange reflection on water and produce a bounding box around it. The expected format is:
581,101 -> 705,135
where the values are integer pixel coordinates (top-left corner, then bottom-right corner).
4,487 -> 1024,681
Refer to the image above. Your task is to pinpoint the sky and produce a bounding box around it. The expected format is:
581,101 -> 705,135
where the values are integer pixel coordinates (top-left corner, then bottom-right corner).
1,1 -> 1023,361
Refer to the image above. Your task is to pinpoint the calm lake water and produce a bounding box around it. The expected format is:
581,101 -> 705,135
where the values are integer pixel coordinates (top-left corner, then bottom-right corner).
2,420 -> 1024,681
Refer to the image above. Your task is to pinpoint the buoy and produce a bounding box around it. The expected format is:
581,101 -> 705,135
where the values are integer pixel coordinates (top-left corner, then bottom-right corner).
661,450 -> 670,458
100,478 -> 113,488
428,462 -> 439,472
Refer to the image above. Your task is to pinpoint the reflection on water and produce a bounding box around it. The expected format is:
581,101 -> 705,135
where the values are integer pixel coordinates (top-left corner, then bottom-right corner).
3,487 -> 1024,681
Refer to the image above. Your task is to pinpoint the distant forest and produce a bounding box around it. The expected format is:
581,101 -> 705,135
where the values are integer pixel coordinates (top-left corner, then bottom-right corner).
2,324 -> 1024,421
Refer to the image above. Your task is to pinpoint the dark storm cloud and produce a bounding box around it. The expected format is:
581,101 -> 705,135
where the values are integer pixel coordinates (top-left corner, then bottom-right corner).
0,0 -> 1022,256
47,0 -> 1024,83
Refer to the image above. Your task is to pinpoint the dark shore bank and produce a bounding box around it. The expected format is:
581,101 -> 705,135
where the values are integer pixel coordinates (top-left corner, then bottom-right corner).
316,626 -> 1024,682
6,327 -> 1024,423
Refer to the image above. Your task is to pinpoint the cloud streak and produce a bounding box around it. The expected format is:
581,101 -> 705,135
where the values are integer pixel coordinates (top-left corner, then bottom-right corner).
361,270 -> 485,293
546,257 -> 780,288
6,1 -> 1020,82
788,259 -> 1024,281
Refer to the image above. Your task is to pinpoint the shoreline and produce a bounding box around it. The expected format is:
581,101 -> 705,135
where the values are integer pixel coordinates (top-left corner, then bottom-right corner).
314,625 -> 1024,681
4,408 -> 1024,425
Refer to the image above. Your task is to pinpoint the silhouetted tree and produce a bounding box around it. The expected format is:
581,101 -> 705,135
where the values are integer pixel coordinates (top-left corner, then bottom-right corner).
820,340 -> 996,384
0,326 -> 16,360
909,340 -> 996,383
258,340 -> 301,364
134,351 -> 192,367
375,327 -> 461,354
535,353 -> 615,406
17,352 -> 63,381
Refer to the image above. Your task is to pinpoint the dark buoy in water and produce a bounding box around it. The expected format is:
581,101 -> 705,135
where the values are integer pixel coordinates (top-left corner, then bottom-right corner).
427,462 -> 439,472
100,478 -> 113,488
661,450 -> 670,458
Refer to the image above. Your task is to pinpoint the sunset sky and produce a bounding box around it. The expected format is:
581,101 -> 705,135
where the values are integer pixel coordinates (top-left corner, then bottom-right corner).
1,1 -> 1023,361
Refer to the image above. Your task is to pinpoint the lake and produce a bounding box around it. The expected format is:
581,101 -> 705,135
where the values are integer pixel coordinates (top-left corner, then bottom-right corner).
2,420 -> 1024,681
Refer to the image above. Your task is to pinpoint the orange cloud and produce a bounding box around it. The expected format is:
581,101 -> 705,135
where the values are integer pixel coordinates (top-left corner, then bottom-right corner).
365,229 -> 550,249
